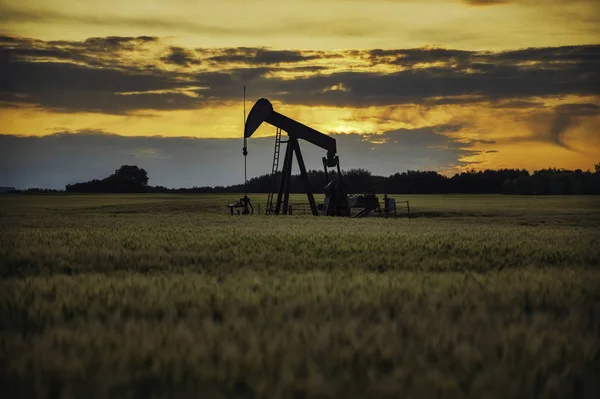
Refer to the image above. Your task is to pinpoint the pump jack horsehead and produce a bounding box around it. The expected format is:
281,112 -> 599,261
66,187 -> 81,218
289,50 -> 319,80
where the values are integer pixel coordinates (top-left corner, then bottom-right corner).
238,98 -> 406,218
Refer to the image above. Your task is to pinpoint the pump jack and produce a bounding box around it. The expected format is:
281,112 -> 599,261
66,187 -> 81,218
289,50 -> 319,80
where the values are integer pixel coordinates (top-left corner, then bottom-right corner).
242,98 -> 409,218
244,98 -> 351,216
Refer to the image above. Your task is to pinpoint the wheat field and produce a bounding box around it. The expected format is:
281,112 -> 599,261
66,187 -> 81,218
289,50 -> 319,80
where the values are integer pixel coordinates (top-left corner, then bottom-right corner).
1,194 -> 599,398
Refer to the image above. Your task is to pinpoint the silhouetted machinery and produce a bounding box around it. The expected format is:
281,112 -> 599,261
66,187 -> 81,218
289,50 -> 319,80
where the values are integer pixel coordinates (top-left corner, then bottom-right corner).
242,98 -> 408,218
228,195 -> 253,215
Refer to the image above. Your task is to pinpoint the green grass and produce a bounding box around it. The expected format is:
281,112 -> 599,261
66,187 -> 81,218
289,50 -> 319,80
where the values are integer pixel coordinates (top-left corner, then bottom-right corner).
1,194 -> 599,398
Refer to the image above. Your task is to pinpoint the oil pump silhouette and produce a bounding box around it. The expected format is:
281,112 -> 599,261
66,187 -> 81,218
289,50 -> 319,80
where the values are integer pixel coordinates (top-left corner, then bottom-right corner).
244,98 -> 349,216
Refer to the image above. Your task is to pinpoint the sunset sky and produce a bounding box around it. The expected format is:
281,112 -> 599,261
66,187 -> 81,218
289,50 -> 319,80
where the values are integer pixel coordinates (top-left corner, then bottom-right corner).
1,0 -> 599,188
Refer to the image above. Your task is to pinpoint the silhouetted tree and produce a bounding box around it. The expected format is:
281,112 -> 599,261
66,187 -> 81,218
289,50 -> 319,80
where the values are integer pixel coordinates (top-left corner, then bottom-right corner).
66,165 -> 149,193
105,165 -> 149,193
114,165 -> 148,186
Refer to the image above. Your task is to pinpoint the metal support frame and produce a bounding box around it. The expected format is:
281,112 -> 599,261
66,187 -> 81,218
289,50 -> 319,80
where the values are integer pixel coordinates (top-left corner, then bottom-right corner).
272,137 -> 319,216
282,141 -> 293,215
293,138 -> 318,216
274,139 -> 293,215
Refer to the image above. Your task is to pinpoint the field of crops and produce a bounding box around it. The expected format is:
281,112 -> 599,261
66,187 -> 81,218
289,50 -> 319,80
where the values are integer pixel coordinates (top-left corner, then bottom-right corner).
1,194 -> 599,398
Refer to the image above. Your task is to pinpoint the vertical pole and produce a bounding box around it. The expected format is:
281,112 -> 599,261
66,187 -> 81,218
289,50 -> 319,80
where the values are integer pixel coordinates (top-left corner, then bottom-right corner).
243,86 -> 247,196
282,139 -> 294,215
275,140 -> 293,215
294,139 -> 318,216
335,157 -> 346,216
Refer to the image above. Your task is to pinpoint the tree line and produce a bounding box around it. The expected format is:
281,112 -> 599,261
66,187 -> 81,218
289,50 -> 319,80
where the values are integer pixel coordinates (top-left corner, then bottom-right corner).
10,163 -> 598,195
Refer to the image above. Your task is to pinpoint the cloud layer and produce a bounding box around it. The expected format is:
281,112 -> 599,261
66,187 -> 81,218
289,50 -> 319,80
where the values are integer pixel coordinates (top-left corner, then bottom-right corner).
2,35 -> 599,116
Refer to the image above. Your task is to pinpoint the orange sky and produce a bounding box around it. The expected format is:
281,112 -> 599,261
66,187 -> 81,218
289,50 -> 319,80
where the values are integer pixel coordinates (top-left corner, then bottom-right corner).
1,0 -> 599,186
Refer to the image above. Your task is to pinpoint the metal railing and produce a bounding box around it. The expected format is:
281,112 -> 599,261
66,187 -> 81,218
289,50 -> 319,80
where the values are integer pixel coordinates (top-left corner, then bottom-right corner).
261,202 -> 313,215
258,197 -> 410,219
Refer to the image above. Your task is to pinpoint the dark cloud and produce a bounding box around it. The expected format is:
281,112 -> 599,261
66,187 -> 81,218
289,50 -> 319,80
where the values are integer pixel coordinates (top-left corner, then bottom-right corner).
363,48 -> 472,66
0,35 -> 161,70
555,103 -> 600,116
258,60 -> 598,107
489,100 -> 546,109
0,51 -> 197,113
0,47 -> 75,60
82,36 -> 158,51
161,46 -> 199,66
1,35 -> 599,115
520,103 -> 600,149
548,104 -> 600,148
0,125 -> 483,189
196,45 -> 600,107
489,45 -> 600,64
0,35 -> 23,44
369,125 -> 463,147
362,44 -> 600,72
205,48 -> 326,65
0,58 -> 174,93
2,35 -> 158,52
